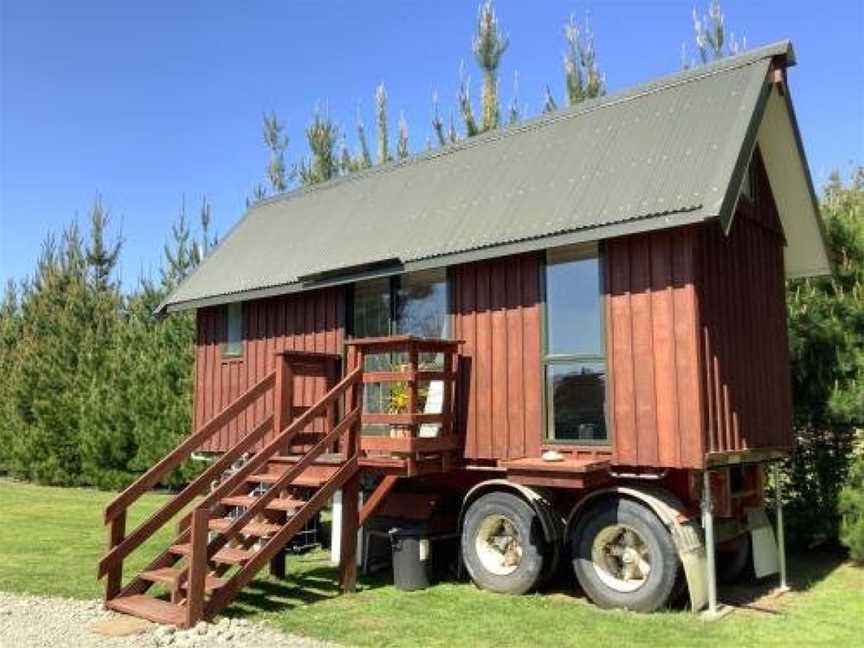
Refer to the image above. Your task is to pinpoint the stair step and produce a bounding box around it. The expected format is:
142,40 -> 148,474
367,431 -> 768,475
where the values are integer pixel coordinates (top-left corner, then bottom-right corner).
208,518 -> 281,537
221,494 -> 306,512
271,452 -> 346,465
169,543 -> 254,565
106,594 -> 185,626
139,567 -> 226,593
246,472 -> 326,488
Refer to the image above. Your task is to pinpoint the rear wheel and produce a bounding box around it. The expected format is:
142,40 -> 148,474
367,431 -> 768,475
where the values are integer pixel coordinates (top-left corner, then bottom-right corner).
571,498 -> 680,612
461,491 -> 546,595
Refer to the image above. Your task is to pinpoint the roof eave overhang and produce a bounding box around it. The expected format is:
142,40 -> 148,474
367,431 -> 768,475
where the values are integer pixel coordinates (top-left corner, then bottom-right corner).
160,207 -> 713,314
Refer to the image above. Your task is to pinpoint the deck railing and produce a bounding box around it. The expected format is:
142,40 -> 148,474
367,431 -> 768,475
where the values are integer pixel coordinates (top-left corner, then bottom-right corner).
347,335 -> 463,474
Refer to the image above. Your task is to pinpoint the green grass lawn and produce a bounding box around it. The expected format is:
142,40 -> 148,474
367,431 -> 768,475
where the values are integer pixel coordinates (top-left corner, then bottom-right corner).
1,478 -> 862,647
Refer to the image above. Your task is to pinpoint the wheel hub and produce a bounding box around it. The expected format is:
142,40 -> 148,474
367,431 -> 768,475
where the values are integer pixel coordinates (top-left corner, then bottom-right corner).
591,524 -> 652,593
475,514 -> 523,576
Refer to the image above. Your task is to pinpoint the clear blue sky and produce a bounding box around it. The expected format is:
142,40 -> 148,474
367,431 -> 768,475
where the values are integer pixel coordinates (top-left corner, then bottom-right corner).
2,0 -> 862,289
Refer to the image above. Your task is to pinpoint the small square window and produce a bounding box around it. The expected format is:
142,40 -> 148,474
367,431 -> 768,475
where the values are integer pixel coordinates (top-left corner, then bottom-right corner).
223,302 -> 243,357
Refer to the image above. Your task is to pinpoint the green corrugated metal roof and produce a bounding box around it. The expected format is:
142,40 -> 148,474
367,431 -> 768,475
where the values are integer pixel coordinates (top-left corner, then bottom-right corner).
161,41 -> 794,313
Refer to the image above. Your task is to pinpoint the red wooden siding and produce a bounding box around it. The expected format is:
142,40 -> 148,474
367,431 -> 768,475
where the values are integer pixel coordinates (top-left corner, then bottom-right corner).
698,159 -> 792,454
194,287 -> 345,452
452,254 -> 543,461
604,227 -> 706,469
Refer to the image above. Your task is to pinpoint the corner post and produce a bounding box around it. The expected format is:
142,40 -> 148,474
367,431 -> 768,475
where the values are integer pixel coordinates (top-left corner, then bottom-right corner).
701,469 -> 718,615
772,462 -> 789,591
186,507 -> 209,628
339,344 -> 363,593
104,510 -> 126,601
271,353 -> 292,580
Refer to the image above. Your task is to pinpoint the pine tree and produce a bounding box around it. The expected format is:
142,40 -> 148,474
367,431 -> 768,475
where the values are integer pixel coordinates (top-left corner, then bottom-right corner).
542,85 -> 558,113
0,280 -> 22,471
376,83 -> 391,164
458,63 -> 480,137
262,112 -> 289,193
786,169 -> 864,544
685,0 -> 745,67
12,222 -> 91,484
563,15 -> 604,105
432,92 -> 448,147
78,197 -> 127,488
356,109 -> 373,169
397,112 -> 409,159
296,109 -> 340,186
508,71 -> 521,125
473,0 -> 509,131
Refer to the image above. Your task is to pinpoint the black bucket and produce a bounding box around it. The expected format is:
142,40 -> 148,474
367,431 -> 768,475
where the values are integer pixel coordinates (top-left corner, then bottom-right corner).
389,527 -> 433,591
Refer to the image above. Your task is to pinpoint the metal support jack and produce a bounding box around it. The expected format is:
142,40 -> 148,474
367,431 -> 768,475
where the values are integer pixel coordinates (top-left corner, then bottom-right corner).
772,462 -> 790,594
700,469 -> 733,620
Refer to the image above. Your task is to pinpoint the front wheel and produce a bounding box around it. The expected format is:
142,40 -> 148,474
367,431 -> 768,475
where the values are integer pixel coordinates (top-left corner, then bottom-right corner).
461,491 -> 546,595
571,498 -> 681,612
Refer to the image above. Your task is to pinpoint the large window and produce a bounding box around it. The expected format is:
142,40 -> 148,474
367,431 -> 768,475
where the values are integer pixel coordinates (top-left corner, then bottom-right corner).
223,302 -> 243,357
543,246 -> 608,443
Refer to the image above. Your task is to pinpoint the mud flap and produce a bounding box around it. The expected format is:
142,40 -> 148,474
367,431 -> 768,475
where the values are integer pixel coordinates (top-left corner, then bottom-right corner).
747,507 -> 779,578
670,518 -> 708,611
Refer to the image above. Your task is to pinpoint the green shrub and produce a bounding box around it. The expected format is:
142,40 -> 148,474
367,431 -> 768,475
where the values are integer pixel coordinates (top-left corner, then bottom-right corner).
839,432 -> 864,561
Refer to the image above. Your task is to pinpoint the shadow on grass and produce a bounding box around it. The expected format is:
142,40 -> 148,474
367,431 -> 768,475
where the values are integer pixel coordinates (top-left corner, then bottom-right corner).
222,548 -> 850,619
718,549 -> 847,611
225,560 -> 392,618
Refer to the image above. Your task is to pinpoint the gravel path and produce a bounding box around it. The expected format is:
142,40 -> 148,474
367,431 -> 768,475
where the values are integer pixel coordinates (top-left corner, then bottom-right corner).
0,591 -> 343,648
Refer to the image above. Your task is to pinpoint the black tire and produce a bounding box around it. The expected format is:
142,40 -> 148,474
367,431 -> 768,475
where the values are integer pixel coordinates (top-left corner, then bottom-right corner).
717,534 -> 751,584
461,491 -> 546,595
571,498 -> 681,612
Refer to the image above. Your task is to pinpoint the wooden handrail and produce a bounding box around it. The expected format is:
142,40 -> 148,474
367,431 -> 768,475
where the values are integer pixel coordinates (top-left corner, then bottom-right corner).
104,370 -> 276,524
174,366 -> 362,532
347,335 -> 463,352
97,414 -> 274,578
201,406 -> 360,562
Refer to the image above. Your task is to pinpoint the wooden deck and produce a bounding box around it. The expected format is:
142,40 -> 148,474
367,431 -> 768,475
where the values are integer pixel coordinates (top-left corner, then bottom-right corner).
503,456 -> 612,489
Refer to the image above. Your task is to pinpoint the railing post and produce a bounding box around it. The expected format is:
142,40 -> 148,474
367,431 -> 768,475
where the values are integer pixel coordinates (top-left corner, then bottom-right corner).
186,507 -> 209,628
104,510 -> 126,601
339,345 -> 363,594
441,349 -> 454,471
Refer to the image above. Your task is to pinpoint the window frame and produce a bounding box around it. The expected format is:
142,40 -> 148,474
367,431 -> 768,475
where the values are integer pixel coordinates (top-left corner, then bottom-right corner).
222,301 -> 244,358
540,244 -> 610,445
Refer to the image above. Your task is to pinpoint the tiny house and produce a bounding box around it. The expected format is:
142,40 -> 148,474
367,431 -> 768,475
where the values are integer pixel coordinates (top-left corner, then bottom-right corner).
100,41 -> 830,626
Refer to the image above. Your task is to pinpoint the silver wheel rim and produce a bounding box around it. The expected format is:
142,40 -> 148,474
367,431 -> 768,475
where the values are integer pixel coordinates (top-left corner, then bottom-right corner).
475,514 -> 523,576
591,524 -> 652,593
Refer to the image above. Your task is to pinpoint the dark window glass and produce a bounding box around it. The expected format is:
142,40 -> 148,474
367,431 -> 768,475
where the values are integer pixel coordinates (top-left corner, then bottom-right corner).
397,269 -> 448,370
396,269 -> 448,338
547,363 -> 607,441
546,250 -> 603,355
353,277 -> 391,339
224,302 -> 243,357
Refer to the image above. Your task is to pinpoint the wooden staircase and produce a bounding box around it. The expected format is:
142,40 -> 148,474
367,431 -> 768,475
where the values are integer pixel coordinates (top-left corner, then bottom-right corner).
98,350 -> 364,628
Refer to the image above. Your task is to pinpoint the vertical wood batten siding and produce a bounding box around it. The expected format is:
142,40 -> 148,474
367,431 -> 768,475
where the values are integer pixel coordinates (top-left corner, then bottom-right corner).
193,287 -> 345,452
605,227 -> 705,469
699,160 -> 792,453
453,254 -> 543,461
